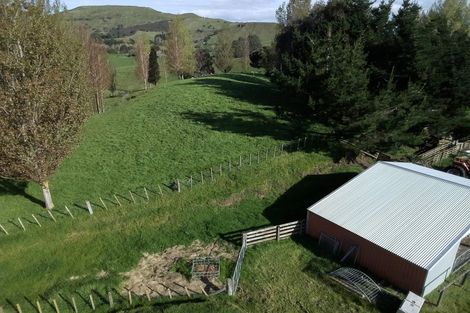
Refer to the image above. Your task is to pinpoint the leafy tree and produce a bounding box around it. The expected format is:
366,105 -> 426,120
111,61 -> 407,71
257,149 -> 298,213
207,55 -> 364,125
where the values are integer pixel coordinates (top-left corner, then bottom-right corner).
148,46 -> 161,85
0,0 -> 90,209
248,34 -> 262,53
135,32 -> 151,90
195,48 -> 215,75
276,0 -> 312,26
164,17 -> 195,79
215,31 -> 233,73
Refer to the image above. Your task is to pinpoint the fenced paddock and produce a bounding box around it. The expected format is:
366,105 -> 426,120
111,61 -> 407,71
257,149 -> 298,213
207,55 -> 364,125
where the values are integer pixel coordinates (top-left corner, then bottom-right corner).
228,220 -> 306,295
0,137 -> 314,238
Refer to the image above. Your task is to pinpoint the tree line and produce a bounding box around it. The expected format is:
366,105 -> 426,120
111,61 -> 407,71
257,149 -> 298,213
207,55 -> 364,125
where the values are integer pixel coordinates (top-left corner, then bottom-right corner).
133,17 -> 266,84
268,0 -> 470,155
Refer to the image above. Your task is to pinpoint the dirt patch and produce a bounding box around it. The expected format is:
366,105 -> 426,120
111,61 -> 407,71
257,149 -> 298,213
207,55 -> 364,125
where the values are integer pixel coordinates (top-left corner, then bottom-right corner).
122,240 -> 236,298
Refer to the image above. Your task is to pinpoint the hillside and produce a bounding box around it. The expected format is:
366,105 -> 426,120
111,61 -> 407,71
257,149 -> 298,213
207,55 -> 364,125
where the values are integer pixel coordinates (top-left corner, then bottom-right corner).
65,5 -> 278,46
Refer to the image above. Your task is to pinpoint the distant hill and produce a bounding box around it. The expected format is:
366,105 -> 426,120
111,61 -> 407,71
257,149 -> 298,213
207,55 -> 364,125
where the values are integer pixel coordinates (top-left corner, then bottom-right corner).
66,5 -> 278,47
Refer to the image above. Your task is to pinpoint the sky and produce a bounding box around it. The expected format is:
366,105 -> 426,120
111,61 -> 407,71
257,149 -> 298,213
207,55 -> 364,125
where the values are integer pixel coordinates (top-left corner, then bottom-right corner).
64,0 -> 436,23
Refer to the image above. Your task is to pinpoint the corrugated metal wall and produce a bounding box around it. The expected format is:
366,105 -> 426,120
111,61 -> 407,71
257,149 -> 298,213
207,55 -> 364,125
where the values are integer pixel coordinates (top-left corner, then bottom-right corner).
308,212 -> 428,295
423,242 -> 459,295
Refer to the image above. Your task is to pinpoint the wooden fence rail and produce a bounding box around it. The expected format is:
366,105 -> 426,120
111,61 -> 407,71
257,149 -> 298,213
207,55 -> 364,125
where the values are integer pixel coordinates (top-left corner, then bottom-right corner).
417,140 -> 470,166
228,220 -> 306,296
245,220 -> 306,246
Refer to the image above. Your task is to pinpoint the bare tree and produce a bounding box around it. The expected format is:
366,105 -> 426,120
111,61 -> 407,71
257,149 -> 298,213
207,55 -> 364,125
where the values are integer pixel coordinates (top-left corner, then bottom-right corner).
0,0 -> 91,209
135,32 -> 150,89
80,27 -> 111,113
241,36 -> 250,72
164,17 -> 195,79
215,31 -> 233,73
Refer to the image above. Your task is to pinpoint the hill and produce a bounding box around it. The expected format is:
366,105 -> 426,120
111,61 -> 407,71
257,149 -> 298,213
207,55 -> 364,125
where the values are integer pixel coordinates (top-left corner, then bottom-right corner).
65,5 -> 278,46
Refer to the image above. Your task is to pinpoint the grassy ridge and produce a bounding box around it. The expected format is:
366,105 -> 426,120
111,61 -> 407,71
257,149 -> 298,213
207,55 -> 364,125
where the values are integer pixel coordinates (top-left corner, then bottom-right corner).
65,6 -> 278,47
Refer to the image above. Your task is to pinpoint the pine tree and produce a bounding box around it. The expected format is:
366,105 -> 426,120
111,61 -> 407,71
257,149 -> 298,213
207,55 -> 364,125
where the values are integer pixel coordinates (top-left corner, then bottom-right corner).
148,46 -> 161,85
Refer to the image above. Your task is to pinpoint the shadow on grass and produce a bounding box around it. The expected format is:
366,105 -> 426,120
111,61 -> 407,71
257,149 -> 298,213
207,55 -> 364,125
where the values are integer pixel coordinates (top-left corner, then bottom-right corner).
189,73 -> 280,109
263,172 -> 357,224
258,173 -> 402,312
181,108 -> 295,141
180,73 -> 305,141
0,178 -> 44,207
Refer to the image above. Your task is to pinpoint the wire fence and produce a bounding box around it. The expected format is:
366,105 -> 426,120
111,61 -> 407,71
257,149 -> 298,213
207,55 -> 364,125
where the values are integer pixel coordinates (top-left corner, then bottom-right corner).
0,137 -> 314,238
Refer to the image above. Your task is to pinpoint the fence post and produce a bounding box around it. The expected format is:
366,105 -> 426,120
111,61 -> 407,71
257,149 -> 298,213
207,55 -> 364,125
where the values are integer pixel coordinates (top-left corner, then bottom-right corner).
65,206 -> 74,218
201,171 -> 204,184
89,294 -> 95,311
210,168 -> 214,181
113,194 -> 122,206
129,191 -> 136,203
242,233 -> 248,247
177,179 -> 181,193
249,153 -> 252,165
219,164 -> 223,176
461,272 -> 469,286
437,289 -> 445,306
71,297 -> 78,313
276,225 -> 280,241
144,187 -> 149,201
86,201 -> 94,215
190,176 -> 193,189
47,209 -> 57,222
227,278 -> 234,296
36,301 -> 43,313
0,224 -> 8,235
52,299 -> 60,313
18,218 -> 26,231
108,290 -> 114,308
99,197 -> 108,210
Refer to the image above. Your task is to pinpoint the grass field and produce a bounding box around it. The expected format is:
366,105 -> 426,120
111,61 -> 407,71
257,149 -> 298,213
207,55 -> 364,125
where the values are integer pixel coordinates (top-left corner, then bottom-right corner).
1,54 -> 469,313
0,73 -> 296,222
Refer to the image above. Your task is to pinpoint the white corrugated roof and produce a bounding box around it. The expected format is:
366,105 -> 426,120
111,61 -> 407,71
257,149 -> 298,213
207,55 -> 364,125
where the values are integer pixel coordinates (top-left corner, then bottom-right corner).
307,162 -> 470,269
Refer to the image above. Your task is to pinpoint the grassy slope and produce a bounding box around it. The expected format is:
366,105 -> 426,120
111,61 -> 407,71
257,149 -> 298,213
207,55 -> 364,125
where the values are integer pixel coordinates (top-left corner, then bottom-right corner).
64,6 -> 174,32
108,54 -> 143,91
0,151 -> 341,307
0,74 -> 295,222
